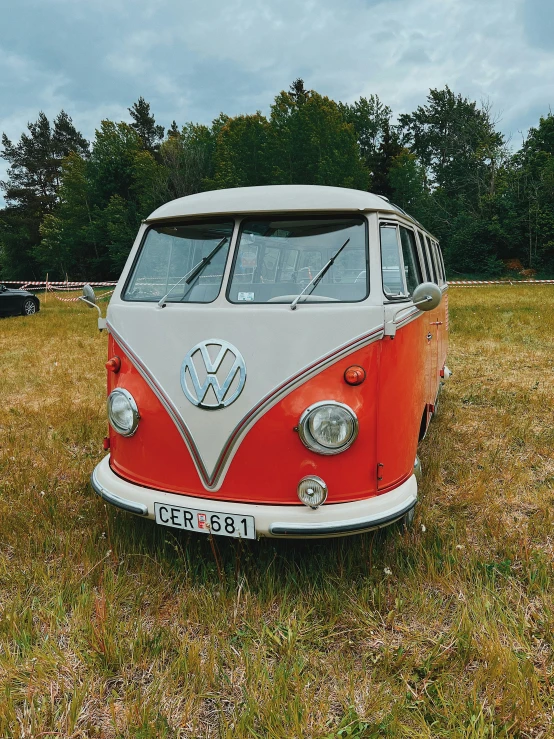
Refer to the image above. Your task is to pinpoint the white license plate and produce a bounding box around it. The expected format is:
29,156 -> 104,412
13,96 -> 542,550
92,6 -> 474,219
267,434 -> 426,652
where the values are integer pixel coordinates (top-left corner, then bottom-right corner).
154,502 -> 256,540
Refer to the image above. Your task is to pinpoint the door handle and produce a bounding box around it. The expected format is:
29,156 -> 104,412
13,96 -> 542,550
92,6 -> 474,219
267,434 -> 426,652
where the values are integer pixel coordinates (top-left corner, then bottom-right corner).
430,321 -> 443,326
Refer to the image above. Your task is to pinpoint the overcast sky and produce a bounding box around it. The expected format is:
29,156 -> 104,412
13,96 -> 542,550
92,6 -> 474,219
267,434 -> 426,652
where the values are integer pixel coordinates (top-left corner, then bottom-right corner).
1,0 -> 554,202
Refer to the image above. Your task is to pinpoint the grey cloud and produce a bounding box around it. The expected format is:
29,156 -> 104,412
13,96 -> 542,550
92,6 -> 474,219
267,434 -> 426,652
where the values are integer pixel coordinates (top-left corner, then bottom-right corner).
398,47 -> 432,66
1,0 -> 554,206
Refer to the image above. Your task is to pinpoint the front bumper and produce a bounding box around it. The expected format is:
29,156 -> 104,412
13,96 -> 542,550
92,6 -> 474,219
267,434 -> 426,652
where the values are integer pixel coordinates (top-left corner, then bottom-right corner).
91,456 -> 417,539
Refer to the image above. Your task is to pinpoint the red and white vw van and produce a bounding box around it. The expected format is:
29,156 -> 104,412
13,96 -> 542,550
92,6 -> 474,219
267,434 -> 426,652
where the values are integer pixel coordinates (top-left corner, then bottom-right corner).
90,185 -> 449,539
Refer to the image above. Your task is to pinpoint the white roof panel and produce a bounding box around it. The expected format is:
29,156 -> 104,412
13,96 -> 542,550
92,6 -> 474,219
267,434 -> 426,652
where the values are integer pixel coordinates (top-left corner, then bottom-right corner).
145,185 -> 403,222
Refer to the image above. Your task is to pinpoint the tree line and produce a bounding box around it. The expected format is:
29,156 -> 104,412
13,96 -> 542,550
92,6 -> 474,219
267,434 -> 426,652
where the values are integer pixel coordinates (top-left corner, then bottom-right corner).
1,80 -> 553,280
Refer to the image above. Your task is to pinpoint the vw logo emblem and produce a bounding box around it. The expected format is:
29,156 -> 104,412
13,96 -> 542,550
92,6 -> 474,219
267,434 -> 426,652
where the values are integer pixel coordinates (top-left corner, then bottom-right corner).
180,339 -> 246,410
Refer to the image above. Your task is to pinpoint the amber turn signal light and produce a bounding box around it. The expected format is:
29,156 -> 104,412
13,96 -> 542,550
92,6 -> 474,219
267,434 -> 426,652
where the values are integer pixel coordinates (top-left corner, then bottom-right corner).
344,365 -> 366,385
106,356 -> 121,373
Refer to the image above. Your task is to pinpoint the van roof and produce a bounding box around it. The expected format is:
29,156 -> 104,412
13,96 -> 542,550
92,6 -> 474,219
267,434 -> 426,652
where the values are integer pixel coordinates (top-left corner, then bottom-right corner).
145,185 -> 406,222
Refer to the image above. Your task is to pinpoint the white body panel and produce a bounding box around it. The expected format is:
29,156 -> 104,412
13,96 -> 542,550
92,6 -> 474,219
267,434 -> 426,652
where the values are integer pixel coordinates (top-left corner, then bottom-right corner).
145,185 -> 402,222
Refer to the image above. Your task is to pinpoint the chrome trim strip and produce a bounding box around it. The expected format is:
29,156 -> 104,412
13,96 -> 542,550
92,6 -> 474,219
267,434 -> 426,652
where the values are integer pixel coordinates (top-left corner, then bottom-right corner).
269,499 -> 416,537
91,468 -> 148,516
107,322 -> 384,489
395,306 -> 420,329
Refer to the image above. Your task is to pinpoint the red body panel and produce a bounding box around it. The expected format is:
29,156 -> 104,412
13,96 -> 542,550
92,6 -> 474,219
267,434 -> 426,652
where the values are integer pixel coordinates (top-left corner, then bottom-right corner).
107,291 -> 448,505
377,315 -> 428,490
108,336 -> 381,504
375,292 -> 448,490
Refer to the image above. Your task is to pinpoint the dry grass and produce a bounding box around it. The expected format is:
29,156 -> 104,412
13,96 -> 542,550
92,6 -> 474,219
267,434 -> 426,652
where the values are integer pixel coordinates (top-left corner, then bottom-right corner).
0,286 -> 553,738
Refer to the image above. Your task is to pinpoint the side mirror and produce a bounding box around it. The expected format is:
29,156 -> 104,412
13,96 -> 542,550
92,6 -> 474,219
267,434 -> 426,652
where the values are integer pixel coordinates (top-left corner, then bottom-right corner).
412,282 -> 442,311
79,283 -> 106,331
82,283 -> 97,306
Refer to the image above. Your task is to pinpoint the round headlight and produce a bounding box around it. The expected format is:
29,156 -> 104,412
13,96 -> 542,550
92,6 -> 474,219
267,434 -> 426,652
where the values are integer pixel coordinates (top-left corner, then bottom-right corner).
298,401 -> 358,455
107,389 -> 140,437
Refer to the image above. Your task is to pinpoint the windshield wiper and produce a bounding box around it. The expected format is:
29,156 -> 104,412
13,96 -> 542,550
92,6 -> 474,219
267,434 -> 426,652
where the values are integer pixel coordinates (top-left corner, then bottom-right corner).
290,238 -> 350,311
157,236 -> 228,308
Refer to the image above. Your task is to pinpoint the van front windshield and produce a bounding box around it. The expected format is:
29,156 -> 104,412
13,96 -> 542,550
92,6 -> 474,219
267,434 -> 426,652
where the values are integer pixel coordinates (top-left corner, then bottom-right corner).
227,217 -> 368,304
123,221 -> 234,303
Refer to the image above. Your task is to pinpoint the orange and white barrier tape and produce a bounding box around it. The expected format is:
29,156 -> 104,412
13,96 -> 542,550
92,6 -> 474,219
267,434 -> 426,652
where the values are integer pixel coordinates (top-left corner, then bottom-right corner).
448,279 -> 554,286
4,278 -> 554,296
7,280 -> 117,290
45,284 -> 115,302
0,280 -> 117,302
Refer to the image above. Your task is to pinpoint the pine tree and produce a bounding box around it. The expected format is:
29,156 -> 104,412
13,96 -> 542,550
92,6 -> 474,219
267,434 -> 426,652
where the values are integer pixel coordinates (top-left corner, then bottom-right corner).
288,78 -> 312,104
128,97 -> 164,154
168,120 -> 180,139
0,111 -> 89,277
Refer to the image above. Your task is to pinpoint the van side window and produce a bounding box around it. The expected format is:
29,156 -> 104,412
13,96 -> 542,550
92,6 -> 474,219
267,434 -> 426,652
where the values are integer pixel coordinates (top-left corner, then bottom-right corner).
380,225 -> 404,297
399,227 -> 423,294
433,241 -> 446,285
424,236 -> 437,283
438,244 -> 447,283
430,240 -> 443,286
417,231 -> 432,282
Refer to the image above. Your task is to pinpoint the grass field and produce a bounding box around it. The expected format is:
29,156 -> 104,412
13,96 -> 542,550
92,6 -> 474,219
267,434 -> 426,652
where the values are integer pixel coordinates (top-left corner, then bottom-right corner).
0,286 -> 553,738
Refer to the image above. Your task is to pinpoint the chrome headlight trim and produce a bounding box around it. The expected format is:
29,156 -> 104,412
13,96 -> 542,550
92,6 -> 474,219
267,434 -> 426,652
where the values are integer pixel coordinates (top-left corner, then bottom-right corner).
107,388 -> 140,437
298,400 -> 358,455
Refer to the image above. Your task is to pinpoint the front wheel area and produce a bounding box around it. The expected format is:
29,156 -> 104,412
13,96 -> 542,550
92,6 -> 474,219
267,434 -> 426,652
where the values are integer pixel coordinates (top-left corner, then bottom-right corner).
22,299 -> 38,316
400,504 -> 416,531
399,457 -> 421,531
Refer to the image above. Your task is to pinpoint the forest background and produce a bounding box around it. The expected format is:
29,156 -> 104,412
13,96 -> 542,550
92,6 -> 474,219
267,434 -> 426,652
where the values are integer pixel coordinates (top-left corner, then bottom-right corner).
1,79 -> 554,281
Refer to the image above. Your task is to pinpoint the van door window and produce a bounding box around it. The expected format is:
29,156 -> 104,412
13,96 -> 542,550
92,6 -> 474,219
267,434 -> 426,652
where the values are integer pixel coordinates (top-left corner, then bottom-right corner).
380,225 -> 404,297
399,226 -> 423,295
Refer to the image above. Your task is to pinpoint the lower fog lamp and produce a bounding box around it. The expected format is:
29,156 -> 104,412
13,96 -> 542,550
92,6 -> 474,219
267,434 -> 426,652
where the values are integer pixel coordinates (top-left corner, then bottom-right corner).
297,476 -> 328,509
